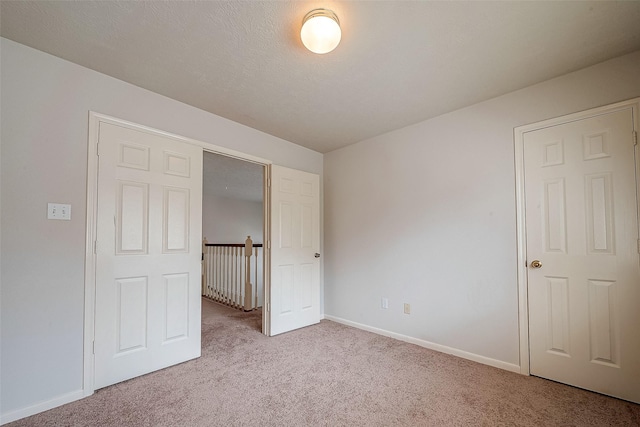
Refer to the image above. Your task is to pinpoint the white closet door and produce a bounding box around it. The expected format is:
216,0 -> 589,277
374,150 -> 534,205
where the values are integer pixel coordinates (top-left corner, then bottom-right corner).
94,122 -> 202,389
269,165 -> 320,336
524,108 -> 640,403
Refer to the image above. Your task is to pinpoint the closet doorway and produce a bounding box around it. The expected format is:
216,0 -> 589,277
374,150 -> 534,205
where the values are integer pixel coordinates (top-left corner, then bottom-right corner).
202,152 -> 265,328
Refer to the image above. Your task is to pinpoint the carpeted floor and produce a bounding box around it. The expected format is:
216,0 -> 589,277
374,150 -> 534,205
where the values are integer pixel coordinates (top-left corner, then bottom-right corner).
8,298 -> 640,426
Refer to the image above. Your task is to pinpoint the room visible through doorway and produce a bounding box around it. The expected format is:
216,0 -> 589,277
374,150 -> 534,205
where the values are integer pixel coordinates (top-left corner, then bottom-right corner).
201,151 -> 265,328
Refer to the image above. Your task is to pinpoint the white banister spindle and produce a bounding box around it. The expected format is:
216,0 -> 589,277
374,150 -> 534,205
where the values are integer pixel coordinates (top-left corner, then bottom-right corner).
236,246 -> 241,307
215,246 -> 219,301
202,237 -> 208,296
213,246 -> 218,299
244,236 -> 253,311
209,244 -> 213,299
208,246 -> 214,299
238,245 -> 242,308
218,247 -> 222,303
253,247 -> 259,309
224,247 -> 228,303
212,246 -> 217,299
232,246 -> 237,307
234,247 -> 246,308
231,248 -> 234,306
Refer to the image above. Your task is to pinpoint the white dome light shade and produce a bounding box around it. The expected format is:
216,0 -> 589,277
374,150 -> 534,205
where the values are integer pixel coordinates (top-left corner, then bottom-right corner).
301,9 -> 341,54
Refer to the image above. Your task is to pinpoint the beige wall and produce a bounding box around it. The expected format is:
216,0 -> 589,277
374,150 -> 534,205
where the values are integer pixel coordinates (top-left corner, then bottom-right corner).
202,196 -> 263,245
324,50 -> 640,368
0,38 -> 322,419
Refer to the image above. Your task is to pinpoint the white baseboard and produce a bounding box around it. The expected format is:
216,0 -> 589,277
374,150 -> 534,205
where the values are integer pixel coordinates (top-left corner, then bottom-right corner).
0,389 -> 87,425
323,314 -> 521,374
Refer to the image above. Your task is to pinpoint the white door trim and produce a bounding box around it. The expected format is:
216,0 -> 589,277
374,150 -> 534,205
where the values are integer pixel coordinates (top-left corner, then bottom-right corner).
263,164 -> 272,336
84,112 -> 272,394
514,98 -> 640,375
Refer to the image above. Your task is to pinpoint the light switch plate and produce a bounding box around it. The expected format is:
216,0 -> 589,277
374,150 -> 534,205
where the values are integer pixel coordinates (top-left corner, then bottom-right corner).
48,203 -> 71,220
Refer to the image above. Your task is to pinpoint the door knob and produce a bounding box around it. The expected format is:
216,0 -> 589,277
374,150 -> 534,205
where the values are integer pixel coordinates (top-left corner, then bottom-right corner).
314,253 -> 320,258
530,260 -> 542,269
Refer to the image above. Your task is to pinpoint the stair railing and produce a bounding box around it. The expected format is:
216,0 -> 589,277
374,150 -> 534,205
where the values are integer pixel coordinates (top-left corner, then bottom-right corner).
202,236 -> 262,311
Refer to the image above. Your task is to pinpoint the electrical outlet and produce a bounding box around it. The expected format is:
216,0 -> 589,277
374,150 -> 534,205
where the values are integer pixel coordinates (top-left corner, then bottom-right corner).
404,303 -> 410,314
381,298 -> 389,309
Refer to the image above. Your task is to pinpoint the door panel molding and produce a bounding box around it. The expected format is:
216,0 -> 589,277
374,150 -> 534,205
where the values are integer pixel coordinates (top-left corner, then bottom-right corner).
514,97 -> 640,377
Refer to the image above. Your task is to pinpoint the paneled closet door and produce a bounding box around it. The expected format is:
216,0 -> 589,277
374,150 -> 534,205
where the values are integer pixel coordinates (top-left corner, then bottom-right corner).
524,107 -> 640,403
269,165 -> 320,336
94,122 -> 202,389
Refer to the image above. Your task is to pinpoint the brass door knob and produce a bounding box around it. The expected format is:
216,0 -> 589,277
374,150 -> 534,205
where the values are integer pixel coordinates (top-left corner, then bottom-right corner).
530,260 -> 542,269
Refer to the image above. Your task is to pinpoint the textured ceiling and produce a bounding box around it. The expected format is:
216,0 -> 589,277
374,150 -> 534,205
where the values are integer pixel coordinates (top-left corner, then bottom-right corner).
203,152 -> 264,203
2,1 -> 640,153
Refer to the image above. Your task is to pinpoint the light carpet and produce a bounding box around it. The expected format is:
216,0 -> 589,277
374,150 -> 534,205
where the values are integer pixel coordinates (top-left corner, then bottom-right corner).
8,298 -> 640,426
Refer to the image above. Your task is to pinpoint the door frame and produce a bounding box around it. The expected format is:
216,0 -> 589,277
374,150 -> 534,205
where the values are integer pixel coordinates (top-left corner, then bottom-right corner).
514,97 -> 640,375
83,112 -> 272,396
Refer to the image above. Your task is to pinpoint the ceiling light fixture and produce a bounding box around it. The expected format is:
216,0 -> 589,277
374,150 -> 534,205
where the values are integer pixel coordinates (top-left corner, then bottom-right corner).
300,8 -> 341,54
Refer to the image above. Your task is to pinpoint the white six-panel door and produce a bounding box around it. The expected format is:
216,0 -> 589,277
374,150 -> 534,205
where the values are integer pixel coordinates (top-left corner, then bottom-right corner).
269,165 -> 320,336
94,122 -> 202,389
524,107 -> 640,403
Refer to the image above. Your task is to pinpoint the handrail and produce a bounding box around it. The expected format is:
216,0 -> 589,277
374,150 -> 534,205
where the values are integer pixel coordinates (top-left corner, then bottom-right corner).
205,243 -> 263,247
